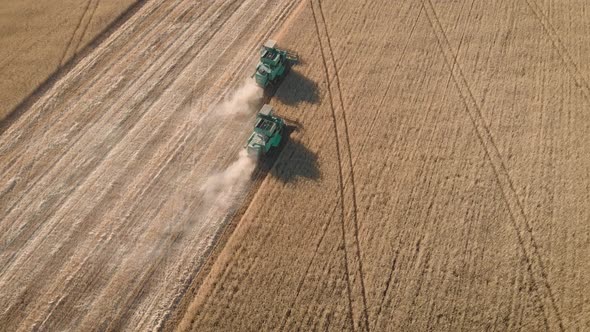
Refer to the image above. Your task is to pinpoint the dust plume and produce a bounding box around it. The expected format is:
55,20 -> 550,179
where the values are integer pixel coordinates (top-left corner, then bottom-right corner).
214,79 -> 263,118
200,150 -> 257,209
200,79 -> 263,209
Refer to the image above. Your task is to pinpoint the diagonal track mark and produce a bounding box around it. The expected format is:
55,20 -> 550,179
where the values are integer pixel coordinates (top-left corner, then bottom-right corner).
72,0 -> 101,57
315,1 -> 371,331
0,13 -> 79,73
421,1 -> 565,331
59,0 -> 93,66
309,0 -> 357,329
309,5 -> 424,326
523,0 -> 590,105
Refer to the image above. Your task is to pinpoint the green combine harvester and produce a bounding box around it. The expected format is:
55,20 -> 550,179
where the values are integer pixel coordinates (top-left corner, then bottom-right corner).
253,40 -> 298,88
246,104 -> 285,156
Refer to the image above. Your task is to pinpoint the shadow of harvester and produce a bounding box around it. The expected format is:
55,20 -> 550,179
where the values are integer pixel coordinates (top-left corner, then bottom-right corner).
252,125 -> 320,183
273,69 -> 320,106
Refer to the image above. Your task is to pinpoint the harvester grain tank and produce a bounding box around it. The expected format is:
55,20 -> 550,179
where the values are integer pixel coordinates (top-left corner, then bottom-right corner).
253,40 -> 298,88
246,104 -> 285,156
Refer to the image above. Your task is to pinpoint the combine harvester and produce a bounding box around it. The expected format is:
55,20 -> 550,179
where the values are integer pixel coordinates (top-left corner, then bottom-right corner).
253,40 -> 298,89
245,40 -> 297,158
246,104 -> 285,157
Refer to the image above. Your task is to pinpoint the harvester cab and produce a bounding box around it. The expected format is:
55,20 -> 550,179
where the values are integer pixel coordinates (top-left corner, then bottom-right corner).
253,40 -> 298,88
246,104 -> 285,156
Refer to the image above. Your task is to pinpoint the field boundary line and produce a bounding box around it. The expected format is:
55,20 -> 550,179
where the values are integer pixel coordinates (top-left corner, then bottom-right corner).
421,1 -> 565,330
0,0 -> 207,241
0,0 -> 207,271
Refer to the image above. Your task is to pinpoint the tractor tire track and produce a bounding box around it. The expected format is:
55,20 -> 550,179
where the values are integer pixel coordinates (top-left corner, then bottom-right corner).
373,252 -> 398,328
422,1 -> 565,331
0,0 -> 198,182
301,4 -> 426,328
523,0 -> 590,105
315,1 -> 370,331
0,0 -> 176,141
310,1 -> 367,330
72,0 -> 101,57
59,0 -> 94,66
0,13 -> 77,73
172,0 -> 590,330
310,0 -> 355,329
0,0 -> 172,139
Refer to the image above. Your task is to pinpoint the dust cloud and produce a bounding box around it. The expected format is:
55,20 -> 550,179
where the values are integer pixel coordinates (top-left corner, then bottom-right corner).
200,149 -> 257,209
214,79 -> 263,118
200,79 -> 263,209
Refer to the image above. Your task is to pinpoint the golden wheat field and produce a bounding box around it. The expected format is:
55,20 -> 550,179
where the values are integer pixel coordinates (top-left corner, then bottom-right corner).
1,0 -> 589,331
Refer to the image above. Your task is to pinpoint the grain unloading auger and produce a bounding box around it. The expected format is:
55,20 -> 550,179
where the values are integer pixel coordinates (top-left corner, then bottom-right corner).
253,40 -> 298,88
246,104 -> 285,156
